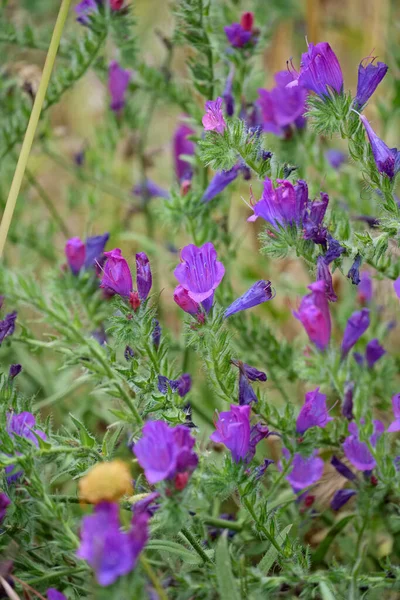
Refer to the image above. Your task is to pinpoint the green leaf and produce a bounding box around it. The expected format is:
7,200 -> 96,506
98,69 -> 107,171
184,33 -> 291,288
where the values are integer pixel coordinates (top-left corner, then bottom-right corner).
215,532 -> 241,600
102,425 -> 124,457
146,540 -> 209,564
257,524 -> 293,574
319,581 -> 337,600
32,431 -> 52,450
312,515 -> 355,564
69,414 -> 96,448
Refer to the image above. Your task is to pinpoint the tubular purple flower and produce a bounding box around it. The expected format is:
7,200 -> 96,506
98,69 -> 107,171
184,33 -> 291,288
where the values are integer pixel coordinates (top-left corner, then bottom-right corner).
174,243 -> 225,303
100,248 -> 133,297
157,374 -> 192,398
394,277 -> 400,299
331,489 -> 357,511
108,61 -> 131,113
293,281 -> 331,350
84,233 -> 109,270
358,271 -> 373,304
0,493 -> 10,522
246,423 -> 270,462
77,502 -> 149,586
296,387 -> 333,434
341,308 -> 370,358
387,393 -> 400,432
294,42 -> 343,97
285,451 -> 324,492
202,165 -> 240,203
343,422 -> 377,471
303,193 -> 329,246
224,23 -> 252,48
365,339 -> 386,368
9,364 -> 22,379
248,178 -> 308,228
224,280 -> 275,318
317,255 -> 337,302
47,590 -> 67,600
359,115 -> 397,179
330,456 -> 356,481
152,319 -> 161,349
133,180 -> 170,200
173,122 -> 195,181
0,311 -> 17,345
6,411 -> 46,481
124,345 -> 134,361
135,252 -> 152,301
75,0 -> 98,25
223,66 -> 235,117
173,285 -> 200,316
238,374 -> 258,405
347,255 -> 362,285
355,58 -> 388,108
202,98 -> 227,134
324,236 -> 345,264
133,421 -> 197,484
257,70 -> 307,135
210,405 -> 251,463
325,149 -> 346,169
342,382 -> 354,420
65,237 -> 86,275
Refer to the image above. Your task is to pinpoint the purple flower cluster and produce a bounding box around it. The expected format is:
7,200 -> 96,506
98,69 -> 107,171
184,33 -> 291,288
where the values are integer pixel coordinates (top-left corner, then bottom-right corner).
100,248 -> 152,306
224,12 -> 255,48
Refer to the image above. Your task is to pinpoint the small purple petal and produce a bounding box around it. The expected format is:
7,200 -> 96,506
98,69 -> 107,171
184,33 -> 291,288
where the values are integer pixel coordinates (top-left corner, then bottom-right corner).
224,280 -> 275,318
331,489 -> 357,511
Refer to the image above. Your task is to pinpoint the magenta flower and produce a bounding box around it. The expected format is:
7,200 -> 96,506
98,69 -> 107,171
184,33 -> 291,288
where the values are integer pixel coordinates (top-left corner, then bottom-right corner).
77,502 -> 149,586
135,252 -> 152,301
65,233 -> 109,275
365,339 -> 386,368
75,0 -> 98,25
100,248 -> 133,297
47,590 -> 67,600
210,405 -> 250,462
224,23 -> 252,48
202,98 -> 226,134
387,394 -> 400,432
293,281 -> 331,350
174,243 -> 225,303
285,451 -> 324,492
133,421 -> 198,484
291,42 -> 343,97
343,421 -> 383,471
224,280 -> 275,318
173,285 -> 200,316
0,311 -> 17,345
341,308 -> 370,358
257,70 -> 307,136
360,115 -> 398,179
355,57 -> 388,108
394,277 -> 400,299
247,178 -> 308,228
65,237 -> 85,274
0,493 -> 10,522
296,387 -> 333,434
358,271 -> 373,304
316,255 -> 337,302
108,61 -> 131,113
173,122 -> 195,181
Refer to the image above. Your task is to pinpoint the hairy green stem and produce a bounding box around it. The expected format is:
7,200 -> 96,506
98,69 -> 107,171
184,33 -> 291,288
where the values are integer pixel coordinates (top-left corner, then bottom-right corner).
180,527 -> 212,564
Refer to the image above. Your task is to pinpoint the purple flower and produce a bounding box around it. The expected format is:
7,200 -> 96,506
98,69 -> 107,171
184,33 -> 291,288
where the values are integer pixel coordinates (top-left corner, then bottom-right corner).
135,253 -> 152,301
85,233 -> 109,270
285,451 -> 324,492
133,421 -> 198,484
257,70 -> 307,136
293,281 -> 331,351
303,193 -> 329,246
292,42 -> 343,97
342,382 -> 354,420
347,255 -> 362,285
174,243 -> 225,303
6,411 -> 46,481
223,66 -> 235,117
331,489 -> 357,511
325,149 -> 346,169
360,115 -> 398,179
224,280 -> 275,318
100,248 -> 133,297
324,236 -> 345,264
124,345 -> 134,361
210,405 -> 251,463
77,502 -> 149,586
224,23 -> 252,48
0,493 -> 10,522
341,308 -> 370,358
365,339 -> 386,368
343,422 -> 381,471
330,455 -> 356,480
248,178 -> 308,228
254,458 -> 274,480
247,423 -> 270,462
296,387 -> 333,434
47,590 -> 67,600
157,374 -> 192,398
152,319 -> 161,349
202,98 -> 226,134
9,364 -> 22,379
317,255 -> 337,302
65,237 -> 85,275
358,271 -> 373,304
388,394 -> 400,433
355,58 -> 388,108
202,165 -> 240,203
393,276 -> 400,300
133,180 -> 170,200
173,122 -> 195,181
75,0 -> 98,25
108,61 -> 131,113
0,311 -> 17,347
173,285 -> 200,316
231,361 -> 266,406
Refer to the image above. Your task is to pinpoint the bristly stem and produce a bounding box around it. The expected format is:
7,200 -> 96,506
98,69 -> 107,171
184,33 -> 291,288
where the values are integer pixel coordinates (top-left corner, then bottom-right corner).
0,0 -> 72,258
180,527 -> 213,564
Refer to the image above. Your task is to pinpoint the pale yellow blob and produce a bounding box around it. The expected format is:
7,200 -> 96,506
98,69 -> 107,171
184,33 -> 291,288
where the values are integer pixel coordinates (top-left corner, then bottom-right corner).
79,460 -> 133,504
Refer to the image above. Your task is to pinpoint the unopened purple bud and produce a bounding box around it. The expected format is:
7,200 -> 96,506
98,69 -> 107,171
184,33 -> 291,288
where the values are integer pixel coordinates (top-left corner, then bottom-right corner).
330,455 -> 356,480
360,115 -> 397,179
347,254 -> 362,285
317,255 -> 337,302
303,193 -> 329,246
355,58 -> 388,108
173,122 -> 195,182
331,489 -> 357,511
0,311 -> 17,345
365,338 -> 386,368
233,361 -> 267,382
223,66 -> 235,117
224,23 -> 252,48
324,236 -> 345,264
341,308 -> 370,358
9,364 -> 22,379
224,280 -> 275,318
254,458 -> 274,480
84,233 -> 109,270
100,248 -> 133,297
342,382 -> 354,420
152,319 -> 161,349
238,373 -> 258,405
293,281 -> 331,350
133,180 -> 170,200
202,98 -> 226,134
177,373 -> 192,397
108,61 -> 131,113
135,252 -> 152,301
65,237 -> 86,275
124,345 -> 134,361
202,165 -> 240,203
75,0 -> 98,25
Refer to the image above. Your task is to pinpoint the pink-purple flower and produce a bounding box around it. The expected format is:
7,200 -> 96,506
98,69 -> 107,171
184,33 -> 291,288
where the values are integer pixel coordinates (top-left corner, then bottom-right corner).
293,280 -> 331,350
174,243 -> 225,304
316,255 -> 337,302
108,61 -> 131,113
387,394 -> 400,432
296,387 -> 333,434
224,280 -> 275,318
284,450 -> 324,492
0,311 -> 17,345
343,421 -> 383,471
355,57 -> 388,109
100,248 -> 133,297
136,252 -> 152,301
133,421 -> 198,485
289,42 -> 343,98
173,121 -> 195,181
173,285 -> 201,316
65,233 -> 109,275
202,98 -> 227,134
6,412 -> 46,481
341,308 -> 370,358
247,178 -> 308,228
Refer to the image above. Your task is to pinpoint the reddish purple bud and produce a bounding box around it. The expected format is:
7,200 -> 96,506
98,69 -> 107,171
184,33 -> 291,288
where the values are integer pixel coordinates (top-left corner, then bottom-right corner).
0,311 -> 17,345
135,252 -> 152,301
355,58 -> 388,108
100,248 -> 133,297
108,61 -> 131,113
331,489 -> 357,511
129,292 -> 140,311
174,243 -> 225,304
341,308 -> 370,358
173,285 -> 200,316
285,451 -> 324,492
110,0 -> 124,9
295,42 -> 343,97
224,280 -> 275,318
365,338 -> 386,368
296,387 -> 333,434
360,115 -> 397,179
317,255 -> 337,302
388,393 -> 400,432
173,122 -> 195,181
65,237 -> 86,275
293,281 -> 331,351
240,12 -> 254,31
202,98 -> 226,134
224,23 -> 252,48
